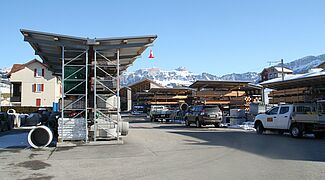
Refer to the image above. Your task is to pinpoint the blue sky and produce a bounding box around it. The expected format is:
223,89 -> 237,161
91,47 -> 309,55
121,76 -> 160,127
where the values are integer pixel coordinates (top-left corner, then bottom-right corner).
1,0 -> 325,75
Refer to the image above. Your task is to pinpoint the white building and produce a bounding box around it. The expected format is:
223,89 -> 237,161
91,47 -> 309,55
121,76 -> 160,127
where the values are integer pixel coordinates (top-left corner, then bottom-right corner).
7,59 -> 61,107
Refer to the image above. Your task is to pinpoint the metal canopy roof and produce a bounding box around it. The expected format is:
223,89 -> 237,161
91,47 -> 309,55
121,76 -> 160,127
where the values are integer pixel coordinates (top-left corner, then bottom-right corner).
261,74 -> 325,90
189,80 -> 261,91
20,29 -> 157,75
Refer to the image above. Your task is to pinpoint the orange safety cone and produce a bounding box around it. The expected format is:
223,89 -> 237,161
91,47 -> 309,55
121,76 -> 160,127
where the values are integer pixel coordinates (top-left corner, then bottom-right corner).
148,50 -> 155,58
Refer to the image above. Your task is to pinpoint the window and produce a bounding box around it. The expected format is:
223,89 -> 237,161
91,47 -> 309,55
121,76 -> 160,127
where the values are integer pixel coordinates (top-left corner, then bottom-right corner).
34,68 -> 45,77
32,84 -> 44,92
295,106 -> 314,114
280,107 -> 289,114
268,107 -> 279,115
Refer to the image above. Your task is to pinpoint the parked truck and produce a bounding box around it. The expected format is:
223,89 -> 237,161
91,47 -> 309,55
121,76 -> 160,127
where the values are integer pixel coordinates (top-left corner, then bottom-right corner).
254,101 -> 325,138
149,105 -> 173,122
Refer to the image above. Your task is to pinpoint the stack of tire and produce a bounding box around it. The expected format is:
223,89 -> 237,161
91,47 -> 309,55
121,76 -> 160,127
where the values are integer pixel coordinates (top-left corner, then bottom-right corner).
0,112 -> 15,132
26,110 -> 60,148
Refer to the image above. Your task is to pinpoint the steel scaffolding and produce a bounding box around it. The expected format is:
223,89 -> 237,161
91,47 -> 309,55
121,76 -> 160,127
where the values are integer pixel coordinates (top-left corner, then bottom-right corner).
60,47 -> 89,142
92,49 -> 121,141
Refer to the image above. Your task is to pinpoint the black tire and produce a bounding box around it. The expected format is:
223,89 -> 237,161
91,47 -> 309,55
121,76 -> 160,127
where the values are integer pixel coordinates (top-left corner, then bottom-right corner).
314,132 -> 325,139
255,122 -> 264,135
196,119 -> 201,128
7,120 -> 13,131
214,123 -> 220,128
290,124 -> 303,138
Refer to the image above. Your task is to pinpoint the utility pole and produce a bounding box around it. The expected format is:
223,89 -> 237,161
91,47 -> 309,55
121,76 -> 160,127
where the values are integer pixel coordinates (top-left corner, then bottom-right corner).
281,59 -> 284,81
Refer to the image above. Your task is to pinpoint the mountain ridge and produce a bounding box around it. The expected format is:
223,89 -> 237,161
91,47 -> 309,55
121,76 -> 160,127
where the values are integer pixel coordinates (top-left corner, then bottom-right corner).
122,54 -> 325,87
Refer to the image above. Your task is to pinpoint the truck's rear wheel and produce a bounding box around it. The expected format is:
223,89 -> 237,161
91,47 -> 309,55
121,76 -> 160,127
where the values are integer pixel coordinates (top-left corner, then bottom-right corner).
256,122 -> 264,135
290,124 -> 303,138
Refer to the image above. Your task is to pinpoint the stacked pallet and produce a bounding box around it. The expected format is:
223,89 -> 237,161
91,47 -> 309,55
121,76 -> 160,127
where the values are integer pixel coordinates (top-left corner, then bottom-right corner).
269,87 -> 308,104
229,96 -> 246,105
58,118 -> 87,141
194,90 -> 226,98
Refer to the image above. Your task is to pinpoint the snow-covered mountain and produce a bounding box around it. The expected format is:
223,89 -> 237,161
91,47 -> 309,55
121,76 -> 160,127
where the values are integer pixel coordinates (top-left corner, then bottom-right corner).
121,67 -> 259,87
0,68 -> 10,93
283,54 -> 325,73
122,54 -> 325,87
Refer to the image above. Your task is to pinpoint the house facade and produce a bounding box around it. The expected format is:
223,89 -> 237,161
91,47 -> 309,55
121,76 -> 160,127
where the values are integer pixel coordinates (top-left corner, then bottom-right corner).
260,66 -> 293,82
7,59 -> 61,107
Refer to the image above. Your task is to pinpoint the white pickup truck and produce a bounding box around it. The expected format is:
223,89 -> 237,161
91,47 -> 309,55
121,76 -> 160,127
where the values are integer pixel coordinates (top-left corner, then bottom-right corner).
254,101 -> 325,138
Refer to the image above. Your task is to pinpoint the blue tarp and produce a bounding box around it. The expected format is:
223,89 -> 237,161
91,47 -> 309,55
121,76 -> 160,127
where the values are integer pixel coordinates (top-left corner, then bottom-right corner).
0,129 -> 31,149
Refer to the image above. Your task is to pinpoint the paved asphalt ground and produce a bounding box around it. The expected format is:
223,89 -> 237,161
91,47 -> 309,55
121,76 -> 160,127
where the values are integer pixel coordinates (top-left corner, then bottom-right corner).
1,114 -> 325,180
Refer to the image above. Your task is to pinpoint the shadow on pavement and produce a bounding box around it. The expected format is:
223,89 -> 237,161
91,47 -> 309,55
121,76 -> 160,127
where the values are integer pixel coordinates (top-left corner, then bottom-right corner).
127,119 -> 151,124
170,130 -> 325,162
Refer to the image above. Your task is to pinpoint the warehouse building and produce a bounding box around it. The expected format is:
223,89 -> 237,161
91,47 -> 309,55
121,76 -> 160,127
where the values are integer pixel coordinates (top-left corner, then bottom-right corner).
189,80 -> 262,112
128,79 -> 163,112
148,87 -> 193,106
261,69 -> 325,104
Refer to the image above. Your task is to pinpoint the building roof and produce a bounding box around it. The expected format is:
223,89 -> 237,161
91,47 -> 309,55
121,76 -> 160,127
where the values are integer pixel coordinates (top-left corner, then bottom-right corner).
21,29 -> 157,75
120,86 -> 131,90
261,66 -> 293,74
260,69 -> 325,90
189,80 -> 260,91
272,66 -> 293,73
128,78 -> 163,88
7,59 -> 47,77
317,62 -> 325,68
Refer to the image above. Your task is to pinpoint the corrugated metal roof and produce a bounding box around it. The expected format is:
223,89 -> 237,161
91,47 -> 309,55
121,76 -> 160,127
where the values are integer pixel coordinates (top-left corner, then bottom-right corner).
20,29 -> 157,75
